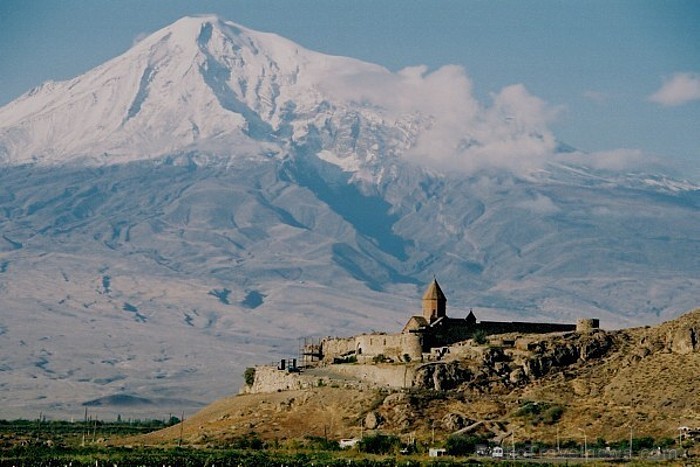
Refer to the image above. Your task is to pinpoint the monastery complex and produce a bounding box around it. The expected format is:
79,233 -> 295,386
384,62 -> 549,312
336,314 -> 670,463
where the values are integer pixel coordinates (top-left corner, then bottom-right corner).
314,279 -> 599,364
244,280 -> 599,394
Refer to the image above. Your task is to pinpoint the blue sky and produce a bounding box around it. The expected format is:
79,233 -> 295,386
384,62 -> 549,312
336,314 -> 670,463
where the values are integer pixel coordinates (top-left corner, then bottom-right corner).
1,0 -> 698,176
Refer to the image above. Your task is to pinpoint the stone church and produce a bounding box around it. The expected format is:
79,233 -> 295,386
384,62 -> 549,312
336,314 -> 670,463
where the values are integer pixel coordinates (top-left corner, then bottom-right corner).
317,279 -> 598,364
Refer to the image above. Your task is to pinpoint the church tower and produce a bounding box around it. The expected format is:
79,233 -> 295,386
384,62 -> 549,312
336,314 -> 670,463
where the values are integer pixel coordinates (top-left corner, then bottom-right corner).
422,278 -> 447,323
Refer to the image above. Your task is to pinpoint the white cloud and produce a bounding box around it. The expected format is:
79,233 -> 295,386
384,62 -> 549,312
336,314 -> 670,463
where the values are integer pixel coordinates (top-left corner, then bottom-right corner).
649,72 -> 700,107
560,148 -> 649,171
583,90 -> 608,103
320,64 -> 561,174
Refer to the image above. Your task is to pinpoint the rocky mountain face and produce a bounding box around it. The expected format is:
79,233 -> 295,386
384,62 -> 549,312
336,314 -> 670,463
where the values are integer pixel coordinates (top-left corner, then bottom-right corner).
0,15 -> 698,418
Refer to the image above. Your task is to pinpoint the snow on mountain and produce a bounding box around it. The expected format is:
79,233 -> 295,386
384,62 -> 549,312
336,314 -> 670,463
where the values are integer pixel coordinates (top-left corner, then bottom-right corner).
0,15 -> 422,173
0,15 -> 698,419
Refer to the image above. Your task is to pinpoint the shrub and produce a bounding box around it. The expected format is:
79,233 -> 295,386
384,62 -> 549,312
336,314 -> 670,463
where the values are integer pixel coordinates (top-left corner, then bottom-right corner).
657,437 -> 676,448
542,405 -> 564,425
229,432 -> 265,449
243,367 -> 256,386
358,433 -> 401,454
372,354 -> 388,364
632,436 -> 655,450
472,329 -> 488,345
303,435 -> 340,451
515,400 -> 542,417
515,400 -> 564,425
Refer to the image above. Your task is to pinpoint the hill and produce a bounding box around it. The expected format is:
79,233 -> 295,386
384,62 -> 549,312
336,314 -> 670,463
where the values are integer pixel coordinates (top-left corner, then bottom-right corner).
132,309 -> 700,449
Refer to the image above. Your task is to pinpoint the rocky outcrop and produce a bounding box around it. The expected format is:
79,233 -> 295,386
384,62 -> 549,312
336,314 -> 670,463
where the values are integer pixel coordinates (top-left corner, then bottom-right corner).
414,362 -> 473,391
377,392 -> 417,430
523,331 -> 613,377
624,310 -> 700,365
667,326 -> 698,354
441,412 -> 474,432
412,330 -> 617,392
364,411 -> 382,430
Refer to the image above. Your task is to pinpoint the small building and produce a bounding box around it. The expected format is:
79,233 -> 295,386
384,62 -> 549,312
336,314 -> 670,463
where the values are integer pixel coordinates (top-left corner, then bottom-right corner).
339,438 -> 360,449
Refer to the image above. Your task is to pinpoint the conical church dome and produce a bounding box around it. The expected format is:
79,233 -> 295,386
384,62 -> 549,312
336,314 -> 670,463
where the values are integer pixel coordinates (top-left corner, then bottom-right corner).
422,279 -> 446,301
422,279 -> 447,322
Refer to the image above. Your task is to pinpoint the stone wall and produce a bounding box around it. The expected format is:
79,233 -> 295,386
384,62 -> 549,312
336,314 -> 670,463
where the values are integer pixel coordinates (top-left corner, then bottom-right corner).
320,336 -> 356,362
422,318 -> 583,350
356,334 -> 401,359
479,320 -> 578,335
243,362 -> 420,393
576,318 -> 600,333
321,363 -> 418,389
320,333 -> 423,363
242,366 -> 320,394
355,333 -> 422,361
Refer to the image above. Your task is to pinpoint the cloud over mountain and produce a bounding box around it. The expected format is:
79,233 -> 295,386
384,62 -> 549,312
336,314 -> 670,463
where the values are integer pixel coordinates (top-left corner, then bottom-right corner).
0,15 -> 565,176
319,62 -> 560,174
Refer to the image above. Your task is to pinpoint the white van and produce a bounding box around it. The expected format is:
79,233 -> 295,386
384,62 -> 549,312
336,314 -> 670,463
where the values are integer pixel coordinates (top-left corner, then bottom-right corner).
492,446 -> 504,458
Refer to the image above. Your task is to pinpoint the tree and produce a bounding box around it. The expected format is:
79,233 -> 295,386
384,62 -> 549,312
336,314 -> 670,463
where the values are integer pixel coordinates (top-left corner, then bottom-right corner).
358,433 -> 400,454
446,434 -> 480,456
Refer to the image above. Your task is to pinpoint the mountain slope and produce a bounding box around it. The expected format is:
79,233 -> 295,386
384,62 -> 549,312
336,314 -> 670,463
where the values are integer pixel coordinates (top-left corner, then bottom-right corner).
0,15 -> 698,419
0,15 -> 420,171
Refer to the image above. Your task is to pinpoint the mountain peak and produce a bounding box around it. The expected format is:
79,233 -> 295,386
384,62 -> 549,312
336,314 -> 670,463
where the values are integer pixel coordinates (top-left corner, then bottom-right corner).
0,14 -> 400,168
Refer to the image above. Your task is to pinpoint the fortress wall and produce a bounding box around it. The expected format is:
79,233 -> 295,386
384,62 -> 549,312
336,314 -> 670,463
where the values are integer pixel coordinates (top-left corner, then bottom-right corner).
244,363 -> 417,393
576,318 -> 600,332
321,334 -> 423,363
479,321 -> 577,335
401,333 -> 423,360
320,337 -> 356,362
355,334 -> 404,361
330,363 -> 417,388
421,319 -> 580,351
244,365 -> 320,394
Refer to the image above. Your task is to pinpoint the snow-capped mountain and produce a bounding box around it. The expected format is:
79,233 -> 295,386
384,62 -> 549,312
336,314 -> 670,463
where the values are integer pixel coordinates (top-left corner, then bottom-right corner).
0,16 -> 698,419
0,15 -> 424,176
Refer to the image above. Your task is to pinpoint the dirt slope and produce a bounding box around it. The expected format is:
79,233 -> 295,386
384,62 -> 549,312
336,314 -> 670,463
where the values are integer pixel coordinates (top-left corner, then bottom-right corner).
131,309 -> 700,447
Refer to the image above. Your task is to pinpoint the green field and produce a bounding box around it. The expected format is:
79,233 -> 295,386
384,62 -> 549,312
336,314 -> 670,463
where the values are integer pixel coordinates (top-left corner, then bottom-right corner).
0,419 -> 692,466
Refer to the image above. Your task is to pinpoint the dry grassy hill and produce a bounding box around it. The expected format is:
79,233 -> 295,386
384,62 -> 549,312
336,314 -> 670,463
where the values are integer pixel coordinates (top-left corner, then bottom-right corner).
131,309 -> 700,449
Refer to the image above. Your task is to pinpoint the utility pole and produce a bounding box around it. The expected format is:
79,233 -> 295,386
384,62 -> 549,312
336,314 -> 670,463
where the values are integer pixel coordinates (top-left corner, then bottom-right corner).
178,410 -> 185,447
82,408 -> 88,447
579,428 -> 587,461
556,426 -> 560,455
629,426 -> 633,459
